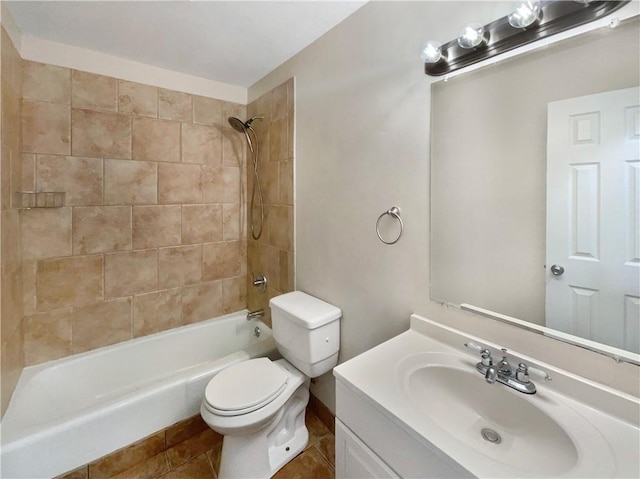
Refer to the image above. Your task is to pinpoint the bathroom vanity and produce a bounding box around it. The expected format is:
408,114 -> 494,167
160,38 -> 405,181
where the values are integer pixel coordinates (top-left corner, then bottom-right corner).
333,315 -> 640,479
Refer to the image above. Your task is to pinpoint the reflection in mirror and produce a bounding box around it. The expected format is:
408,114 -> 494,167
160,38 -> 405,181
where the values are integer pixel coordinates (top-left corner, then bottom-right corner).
430,18 -> 640,360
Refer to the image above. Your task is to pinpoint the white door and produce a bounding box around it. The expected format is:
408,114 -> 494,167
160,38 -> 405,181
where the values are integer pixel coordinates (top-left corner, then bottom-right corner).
546,86 -> 640,352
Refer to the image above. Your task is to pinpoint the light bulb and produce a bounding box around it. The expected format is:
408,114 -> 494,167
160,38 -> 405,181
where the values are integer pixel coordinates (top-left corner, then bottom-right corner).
457,23 -> 486,49
508,1 -> 541,29
420,40 -> 445,64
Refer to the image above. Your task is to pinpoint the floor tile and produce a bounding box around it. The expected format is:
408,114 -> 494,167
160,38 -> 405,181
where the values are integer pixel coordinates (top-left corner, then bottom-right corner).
159,454 -> 215,479
272,447 -> 334,479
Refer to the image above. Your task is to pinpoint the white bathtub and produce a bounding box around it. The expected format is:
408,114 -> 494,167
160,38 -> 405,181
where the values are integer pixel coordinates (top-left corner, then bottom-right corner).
0,310 -> 276,479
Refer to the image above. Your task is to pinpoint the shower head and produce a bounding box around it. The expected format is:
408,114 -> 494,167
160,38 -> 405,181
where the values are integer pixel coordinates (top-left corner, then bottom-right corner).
227,116 -> 263,133
228,116 -> 247,133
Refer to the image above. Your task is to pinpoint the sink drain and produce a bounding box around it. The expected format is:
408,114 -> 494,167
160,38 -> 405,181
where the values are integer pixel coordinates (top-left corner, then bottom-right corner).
481,428 -> 502,444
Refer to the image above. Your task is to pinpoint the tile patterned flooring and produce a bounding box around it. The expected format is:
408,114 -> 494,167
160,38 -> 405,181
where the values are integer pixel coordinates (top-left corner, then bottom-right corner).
57,406 -> 335,479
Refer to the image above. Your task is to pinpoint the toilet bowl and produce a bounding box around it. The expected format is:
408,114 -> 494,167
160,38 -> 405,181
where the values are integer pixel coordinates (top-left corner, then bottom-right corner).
200,291 -> 341,479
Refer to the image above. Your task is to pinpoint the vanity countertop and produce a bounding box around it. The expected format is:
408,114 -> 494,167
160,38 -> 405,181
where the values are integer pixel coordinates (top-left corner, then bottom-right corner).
334,314 -> 640,479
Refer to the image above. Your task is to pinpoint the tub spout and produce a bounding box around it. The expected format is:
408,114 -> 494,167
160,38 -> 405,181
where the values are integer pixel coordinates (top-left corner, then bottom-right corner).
247,309 -> 265,321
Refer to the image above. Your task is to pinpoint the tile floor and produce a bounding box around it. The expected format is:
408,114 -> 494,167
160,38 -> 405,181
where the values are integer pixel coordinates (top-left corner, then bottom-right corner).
57,406 -> 335,479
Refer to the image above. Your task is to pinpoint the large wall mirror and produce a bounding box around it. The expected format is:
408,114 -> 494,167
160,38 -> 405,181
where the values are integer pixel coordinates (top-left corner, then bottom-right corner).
431,17 -> 640,361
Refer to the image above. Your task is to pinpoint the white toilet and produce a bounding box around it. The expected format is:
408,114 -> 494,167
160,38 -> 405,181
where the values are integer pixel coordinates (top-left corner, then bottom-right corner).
200,291 -> 341,479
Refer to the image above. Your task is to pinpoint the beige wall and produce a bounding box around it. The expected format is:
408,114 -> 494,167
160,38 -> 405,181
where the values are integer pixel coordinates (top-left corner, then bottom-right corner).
17,60 -> 248,367
249,1 -> 640,410
246,79 -> 295,325
431,20 -> 640,326
1,25 -> 24,417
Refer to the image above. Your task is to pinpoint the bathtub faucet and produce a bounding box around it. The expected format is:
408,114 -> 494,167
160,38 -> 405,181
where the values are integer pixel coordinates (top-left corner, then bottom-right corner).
247,309 -> 265,321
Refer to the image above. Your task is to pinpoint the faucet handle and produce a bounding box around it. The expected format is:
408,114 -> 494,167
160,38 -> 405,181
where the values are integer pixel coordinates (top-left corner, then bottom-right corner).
527,365 -> 552,382
518,363 -> 551,382
465,342 -> 493,366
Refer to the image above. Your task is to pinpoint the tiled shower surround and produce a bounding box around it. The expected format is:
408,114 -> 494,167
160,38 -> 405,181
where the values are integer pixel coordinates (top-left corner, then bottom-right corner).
0,22 -> 295,417
18,61 -> 249,365
247,79 -> 295,326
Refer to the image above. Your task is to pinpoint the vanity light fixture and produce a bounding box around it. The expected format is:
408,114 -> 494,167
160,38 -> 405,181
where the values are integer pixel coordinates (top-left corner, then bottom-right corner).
508,1 -> 542,29
457,23 -> 487,49
420,40 -> 445,64
423,0 -> 629,76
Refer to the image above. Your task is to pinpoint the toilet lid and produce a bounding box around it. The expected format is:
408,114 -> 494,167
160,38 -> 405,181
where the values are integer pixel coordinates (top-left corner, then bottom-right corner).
205,358 -> 288,414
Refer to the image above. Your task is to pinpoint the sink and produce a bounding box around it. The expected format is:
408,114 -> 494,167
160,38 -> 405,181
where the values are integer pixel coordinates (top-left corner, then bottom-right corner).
403,356 -> 576,475
395,351 -> 616,478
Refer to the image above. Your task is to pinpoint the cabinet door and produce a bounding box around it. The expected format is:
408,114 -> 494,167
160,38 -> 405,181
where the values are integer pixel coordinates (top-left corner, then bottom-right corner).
335,419 -> 400,479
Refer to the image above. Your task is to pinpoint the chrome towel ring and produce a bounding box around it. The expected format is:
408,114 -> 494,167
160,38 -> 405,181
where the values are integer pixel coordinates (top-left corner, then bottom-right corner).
376,206 -> 403,245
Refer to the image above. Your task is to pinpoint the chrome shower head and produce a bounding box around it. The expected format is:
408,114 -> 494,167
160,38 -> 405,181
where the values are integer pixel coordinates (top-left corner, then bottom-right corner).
228,116 -> 247,133
227,116 -> 263,133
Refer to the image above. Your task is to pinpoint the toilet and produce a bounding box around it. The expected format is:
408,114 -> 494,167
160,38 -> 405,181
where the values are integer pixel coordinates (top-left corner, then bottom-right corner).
200,291 -> 341,479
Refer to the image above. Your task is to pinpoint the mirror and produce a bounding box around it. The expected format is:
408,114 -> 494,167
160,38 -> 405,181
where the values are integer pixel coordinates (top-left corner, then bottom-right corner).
430,18 -> 640,361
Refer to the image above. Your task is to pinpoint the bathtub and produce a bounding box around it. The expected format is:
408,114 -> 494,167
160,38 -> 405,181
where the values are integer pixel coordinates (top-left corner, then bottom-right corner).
0,310 -> 276,479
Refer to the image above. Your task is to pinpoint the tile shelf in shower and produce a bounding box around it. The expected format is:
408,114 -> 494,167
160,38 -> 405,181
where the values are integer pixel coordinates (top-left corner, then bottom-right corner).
15,191 -> 66,209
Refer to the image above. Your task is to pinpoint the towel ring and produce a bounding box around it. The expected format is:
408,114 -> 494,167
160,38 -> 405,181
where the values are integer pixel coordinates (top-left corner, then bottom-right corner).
376,206 -> 403,245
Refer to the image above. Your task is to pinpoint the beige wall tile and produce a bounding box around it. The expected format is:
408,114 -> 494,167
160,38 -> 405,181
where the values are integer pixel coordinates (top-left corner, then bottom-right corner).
133,288 -> 182,337
158,163 -> 201,204
22,100 -> 70,155
279,250 -> 295,292
279,160 -> 293,206
71,109 -> 131,159
182,281 -> 223,324
181,123 -> 221,164
269,117 -> 287,163
258,243 -> 280,290
104,249 -> 157,298
261,161 -> 279,205
37,255 -> 103,310
268,205 -> 293,252
22,60 -> 70,104
24,308 -> 73,365
222,204 -> 242,241
22,260 -> 37,316
118,80 -> 157,117
2,145 -> 12,209
158,245 -> 202,289
104,159 -> 157,205
132,117 -> 180,163
72,206 -> 132,254
72,298 -> 132,354
21,207 -> 72,260
132,205 -> 181,249
158,88 -> 192,122
201,166 -> 240,204
36,155 -> 103,206
21,153 -> 36,191
203,241 -> 242,281
193,96 -> 223,126
222,130 -> 245,167
71,70 -> 117,112
1,265 -> 23,340
222,101 -> 246,125
271,82 -> 288,121
222,276 -> 247,314
181,204 -> 222,244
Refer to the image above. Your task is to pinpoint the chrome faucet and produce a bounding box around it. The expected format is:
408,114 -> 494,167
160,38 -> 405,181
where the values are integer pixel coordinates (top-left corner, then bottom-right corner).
465,342 -> 551,394
246,309 -> 265,321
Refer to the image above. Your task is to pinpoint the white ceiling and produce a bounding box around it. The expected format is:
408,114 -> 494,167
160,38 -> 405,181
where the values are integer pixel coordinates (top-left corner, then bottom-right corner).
6,1 -> 368,88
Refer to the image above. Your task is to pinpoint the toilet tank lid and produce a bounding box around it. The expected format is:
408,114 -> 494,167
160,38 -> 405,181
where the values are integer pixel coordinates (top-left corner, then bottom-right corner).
270,291 -> 341,329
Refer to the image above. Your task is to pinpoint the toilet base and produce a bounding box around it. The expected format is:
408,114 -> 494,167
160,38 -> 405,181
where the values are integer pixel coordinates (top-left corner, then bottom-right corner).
218,384 -> 310,479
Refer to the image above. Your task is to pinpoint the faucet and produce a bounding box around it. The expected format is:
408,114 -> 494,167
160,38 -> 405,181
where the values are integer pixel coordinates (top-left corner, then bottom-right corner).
465,342 -> 551,394
246,309 -> 265,321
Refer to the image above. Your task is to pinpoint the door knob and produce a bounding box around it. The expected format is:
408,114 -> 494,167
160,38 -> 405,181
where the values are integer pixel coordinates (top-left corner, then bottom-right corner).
550,264 -> 565,276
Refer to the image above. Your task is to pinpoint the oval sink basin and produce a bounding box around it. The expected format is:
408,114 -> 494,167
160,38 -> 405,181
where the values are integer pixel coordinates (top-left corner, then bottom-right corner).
397,352 -> 615,478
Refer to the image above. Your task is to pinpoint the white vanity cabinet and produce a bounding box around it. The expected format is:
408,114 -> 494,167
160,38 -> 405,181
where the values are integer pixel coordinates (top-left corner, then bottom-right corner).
335,380 -> 473,479
335,419 -> 399,479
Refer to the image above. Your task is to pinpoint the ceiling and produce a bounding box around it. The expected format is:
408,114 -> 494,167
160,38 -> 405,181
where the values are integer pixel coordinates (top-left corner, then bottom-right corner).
6,1 -> 368,88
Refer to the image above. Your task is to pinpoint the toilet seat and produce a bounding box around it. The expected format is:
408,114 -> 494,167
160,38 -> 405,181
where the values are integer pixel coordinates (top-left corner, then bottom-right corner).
204,358 -> 289,417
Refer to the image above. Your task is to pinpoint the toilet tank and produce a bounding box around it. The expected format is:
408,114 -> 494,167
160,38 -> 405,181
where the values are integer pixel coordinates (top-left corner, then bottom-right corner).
269,291 -> 341,378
